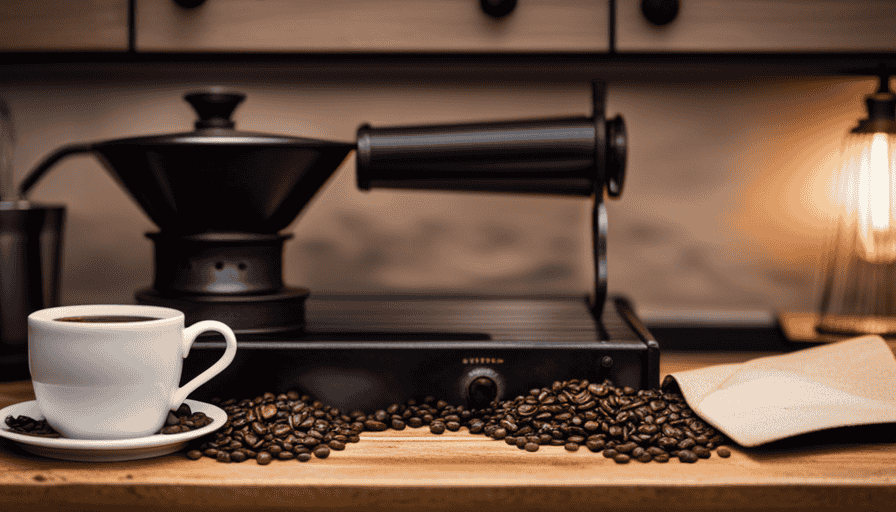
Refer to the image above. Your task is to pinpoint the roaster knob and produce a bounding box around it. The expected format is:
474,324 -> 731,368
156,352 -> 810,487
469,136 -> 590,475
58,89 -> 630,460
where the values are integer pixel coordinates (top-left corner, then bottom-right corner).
605,115 -> 626,198
641,0 -> 679,26
468,377 -> 498,407
184,90 -> 246,130
462,367 -> 505,408
480,0 -> 517,18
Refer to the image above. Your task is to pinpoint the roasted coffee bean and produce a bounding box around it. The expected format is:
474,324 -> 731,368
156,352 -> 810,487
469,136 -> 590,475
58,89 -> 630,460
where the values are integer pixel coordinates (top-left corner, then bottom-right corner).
692,446 -> 711,459
614,453 -> 631,464
524,442 -> 540,452
391,419 -> 406,431
329,440 -> 346,451
186,450 -> 203,460
677,438 -> 696,450
231,450 -> 248,463
297,452 -> 313,462
259,404 -> 277,420
637,453 -> 652,463
678,450 -> 699,463
313,446 -> 331,459
468,419 -> 485,434
364,420 -> 388,432
586,439 -> 605,452
430,422 -> 446,435
646,447 -> 667,457
615,442 -> 637,454
717,446 -> 731,458
564,442 -> 579,452
499,419 -> 518,432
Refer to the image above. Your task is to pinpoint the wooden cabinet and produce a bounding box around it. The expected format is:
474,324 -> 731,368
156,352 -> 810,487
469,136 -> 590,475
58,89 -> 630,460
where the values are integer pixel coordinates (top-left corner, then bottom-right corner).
2,0 -> 895,56
134,0 -> 610,53
616,0 -> 896,52
0,0 -> 128,51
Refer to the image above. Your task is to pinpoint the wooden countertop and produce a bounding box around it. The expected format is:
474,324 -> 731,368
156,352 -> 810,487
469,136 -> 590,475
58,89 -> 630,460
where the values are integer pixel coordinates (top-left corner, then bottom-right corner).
2,351 -> 895,512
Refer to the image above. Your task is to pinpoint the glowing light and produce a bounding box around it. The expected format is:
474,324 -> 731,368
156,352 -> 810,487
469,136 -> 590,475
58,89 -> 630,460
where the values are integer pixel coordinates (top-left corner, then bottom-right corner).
837,132 -> 896,263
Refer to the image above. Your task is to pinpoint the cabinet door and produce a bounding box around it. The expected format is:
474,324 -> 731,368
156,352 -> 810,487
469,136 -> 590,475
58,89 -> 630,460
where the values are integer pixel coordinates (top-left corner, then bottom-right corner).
0,0 -> 128,51
617,0 -> 896,52
135,0 -> 609,52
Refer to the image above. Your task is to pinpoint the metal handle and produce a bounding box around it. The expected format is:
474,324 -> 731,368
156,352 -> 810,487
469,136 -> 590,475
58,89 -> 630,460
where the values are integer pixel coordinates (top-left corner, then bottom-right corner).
357,117 -> 599,196
19,143 -> 94,198
356,93 -> 626,200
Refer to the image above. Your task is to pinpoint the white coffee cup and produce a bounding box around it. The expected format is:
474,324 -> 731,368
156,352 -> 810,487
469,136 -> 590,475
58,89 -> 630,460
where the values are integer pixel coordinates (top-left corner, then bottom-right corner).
27,304 -> 237,440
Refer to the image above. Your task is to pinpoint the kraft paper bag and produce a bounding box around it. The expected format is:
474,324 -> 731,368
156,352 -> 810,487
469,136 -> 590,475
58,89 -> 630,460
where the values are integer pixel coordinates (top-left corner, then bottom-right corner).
666,335 -> 896,447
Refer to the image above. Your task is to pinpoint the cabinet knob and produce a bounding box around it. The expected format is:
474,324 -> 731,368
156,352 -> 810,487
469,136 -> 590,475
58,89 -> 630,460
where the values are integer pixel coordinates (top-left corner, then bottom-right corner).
173,0 -> 206,8
480,0 -> 517,18
640,0 -> 679,26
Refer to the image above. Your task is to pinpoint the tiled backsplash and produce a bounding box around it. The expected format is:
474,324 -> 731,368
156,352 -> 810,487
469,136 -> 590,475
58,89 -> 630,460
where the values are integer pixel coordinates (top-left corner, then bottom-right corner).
0,68 -> 875,320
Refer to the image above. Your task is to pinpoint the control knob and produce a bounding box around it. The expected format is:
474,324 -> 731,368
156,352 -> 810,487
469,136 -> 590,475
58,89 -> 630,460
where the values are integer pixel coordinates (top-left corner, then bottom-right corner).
460,367 -> 505,409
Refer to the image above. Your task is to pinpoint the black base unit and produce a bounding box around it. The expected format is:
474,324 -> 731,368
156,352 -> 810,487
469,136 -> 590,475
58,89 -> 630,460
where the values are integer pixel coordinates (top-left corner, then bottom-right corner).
181,295 -> 659,413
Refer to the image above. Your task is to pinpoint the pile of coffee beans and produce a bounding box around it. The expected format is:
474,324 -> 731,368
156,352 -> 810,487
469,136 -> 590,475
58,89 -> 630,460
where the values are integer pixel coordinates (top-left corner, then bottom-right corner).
3,405 -> 212,438
161,403 -> 214,434
4,416 -> 60,438
464,378 -> 729,463
188,391 -> 362,464
194,378 -> 730,465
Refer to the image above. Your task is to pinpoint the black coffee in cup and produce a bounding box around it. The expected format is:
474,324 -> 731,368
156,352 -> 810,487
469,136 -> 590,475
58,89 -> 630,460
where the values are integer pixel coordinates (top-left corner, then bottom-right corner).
54,315 -> 161,323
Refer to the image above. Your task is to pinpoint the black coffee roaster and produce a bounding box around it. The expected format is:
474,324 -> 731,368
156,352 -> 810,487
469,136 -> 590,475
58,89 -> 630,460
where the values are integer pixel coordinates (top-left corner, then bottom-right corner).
22,82 -> 659,411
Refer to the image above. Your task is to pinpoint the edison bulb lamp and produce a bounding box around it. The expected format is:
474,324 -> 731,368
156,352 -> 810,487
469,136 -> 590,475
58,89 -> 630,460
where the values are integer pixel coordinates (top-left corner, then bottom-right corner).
817,74 -> 896,335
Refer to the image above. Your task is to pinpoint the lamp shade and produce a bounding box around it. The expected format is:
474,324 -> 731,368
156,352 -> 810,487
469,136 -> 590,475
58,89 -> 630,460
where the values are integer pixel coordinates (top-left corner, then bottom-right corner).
817,76 -> 896,335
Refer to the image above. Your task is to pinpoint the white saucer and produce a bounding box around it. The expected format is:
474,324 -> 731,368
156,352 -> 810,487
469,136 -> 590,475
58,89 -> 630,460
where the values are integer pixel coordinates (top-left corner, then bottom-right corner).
0,399 -> 226,462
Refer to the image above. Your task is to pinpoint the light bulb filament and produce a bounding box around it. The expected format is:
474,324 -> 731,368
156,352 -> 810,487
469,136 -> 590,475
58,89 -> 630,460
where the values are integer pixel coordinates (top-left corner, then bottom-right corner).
853,132 -> 896,262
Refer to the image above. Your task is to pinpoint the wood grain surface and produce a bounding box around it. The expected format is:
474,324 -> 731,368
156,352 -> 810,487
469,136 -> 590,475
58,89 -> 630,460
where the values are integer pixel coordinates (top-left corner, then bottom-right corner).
2,351 -> 895,511
616,0 -> 896,52
135,0 -> 610,53
0,0 -> 128,51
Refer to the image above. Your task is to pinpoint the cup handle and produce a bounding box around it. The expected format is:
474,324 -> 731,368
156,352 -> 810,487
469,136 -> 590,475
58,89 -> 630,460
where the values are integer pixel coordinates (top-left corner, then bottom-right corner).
169,320 -> 238,410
